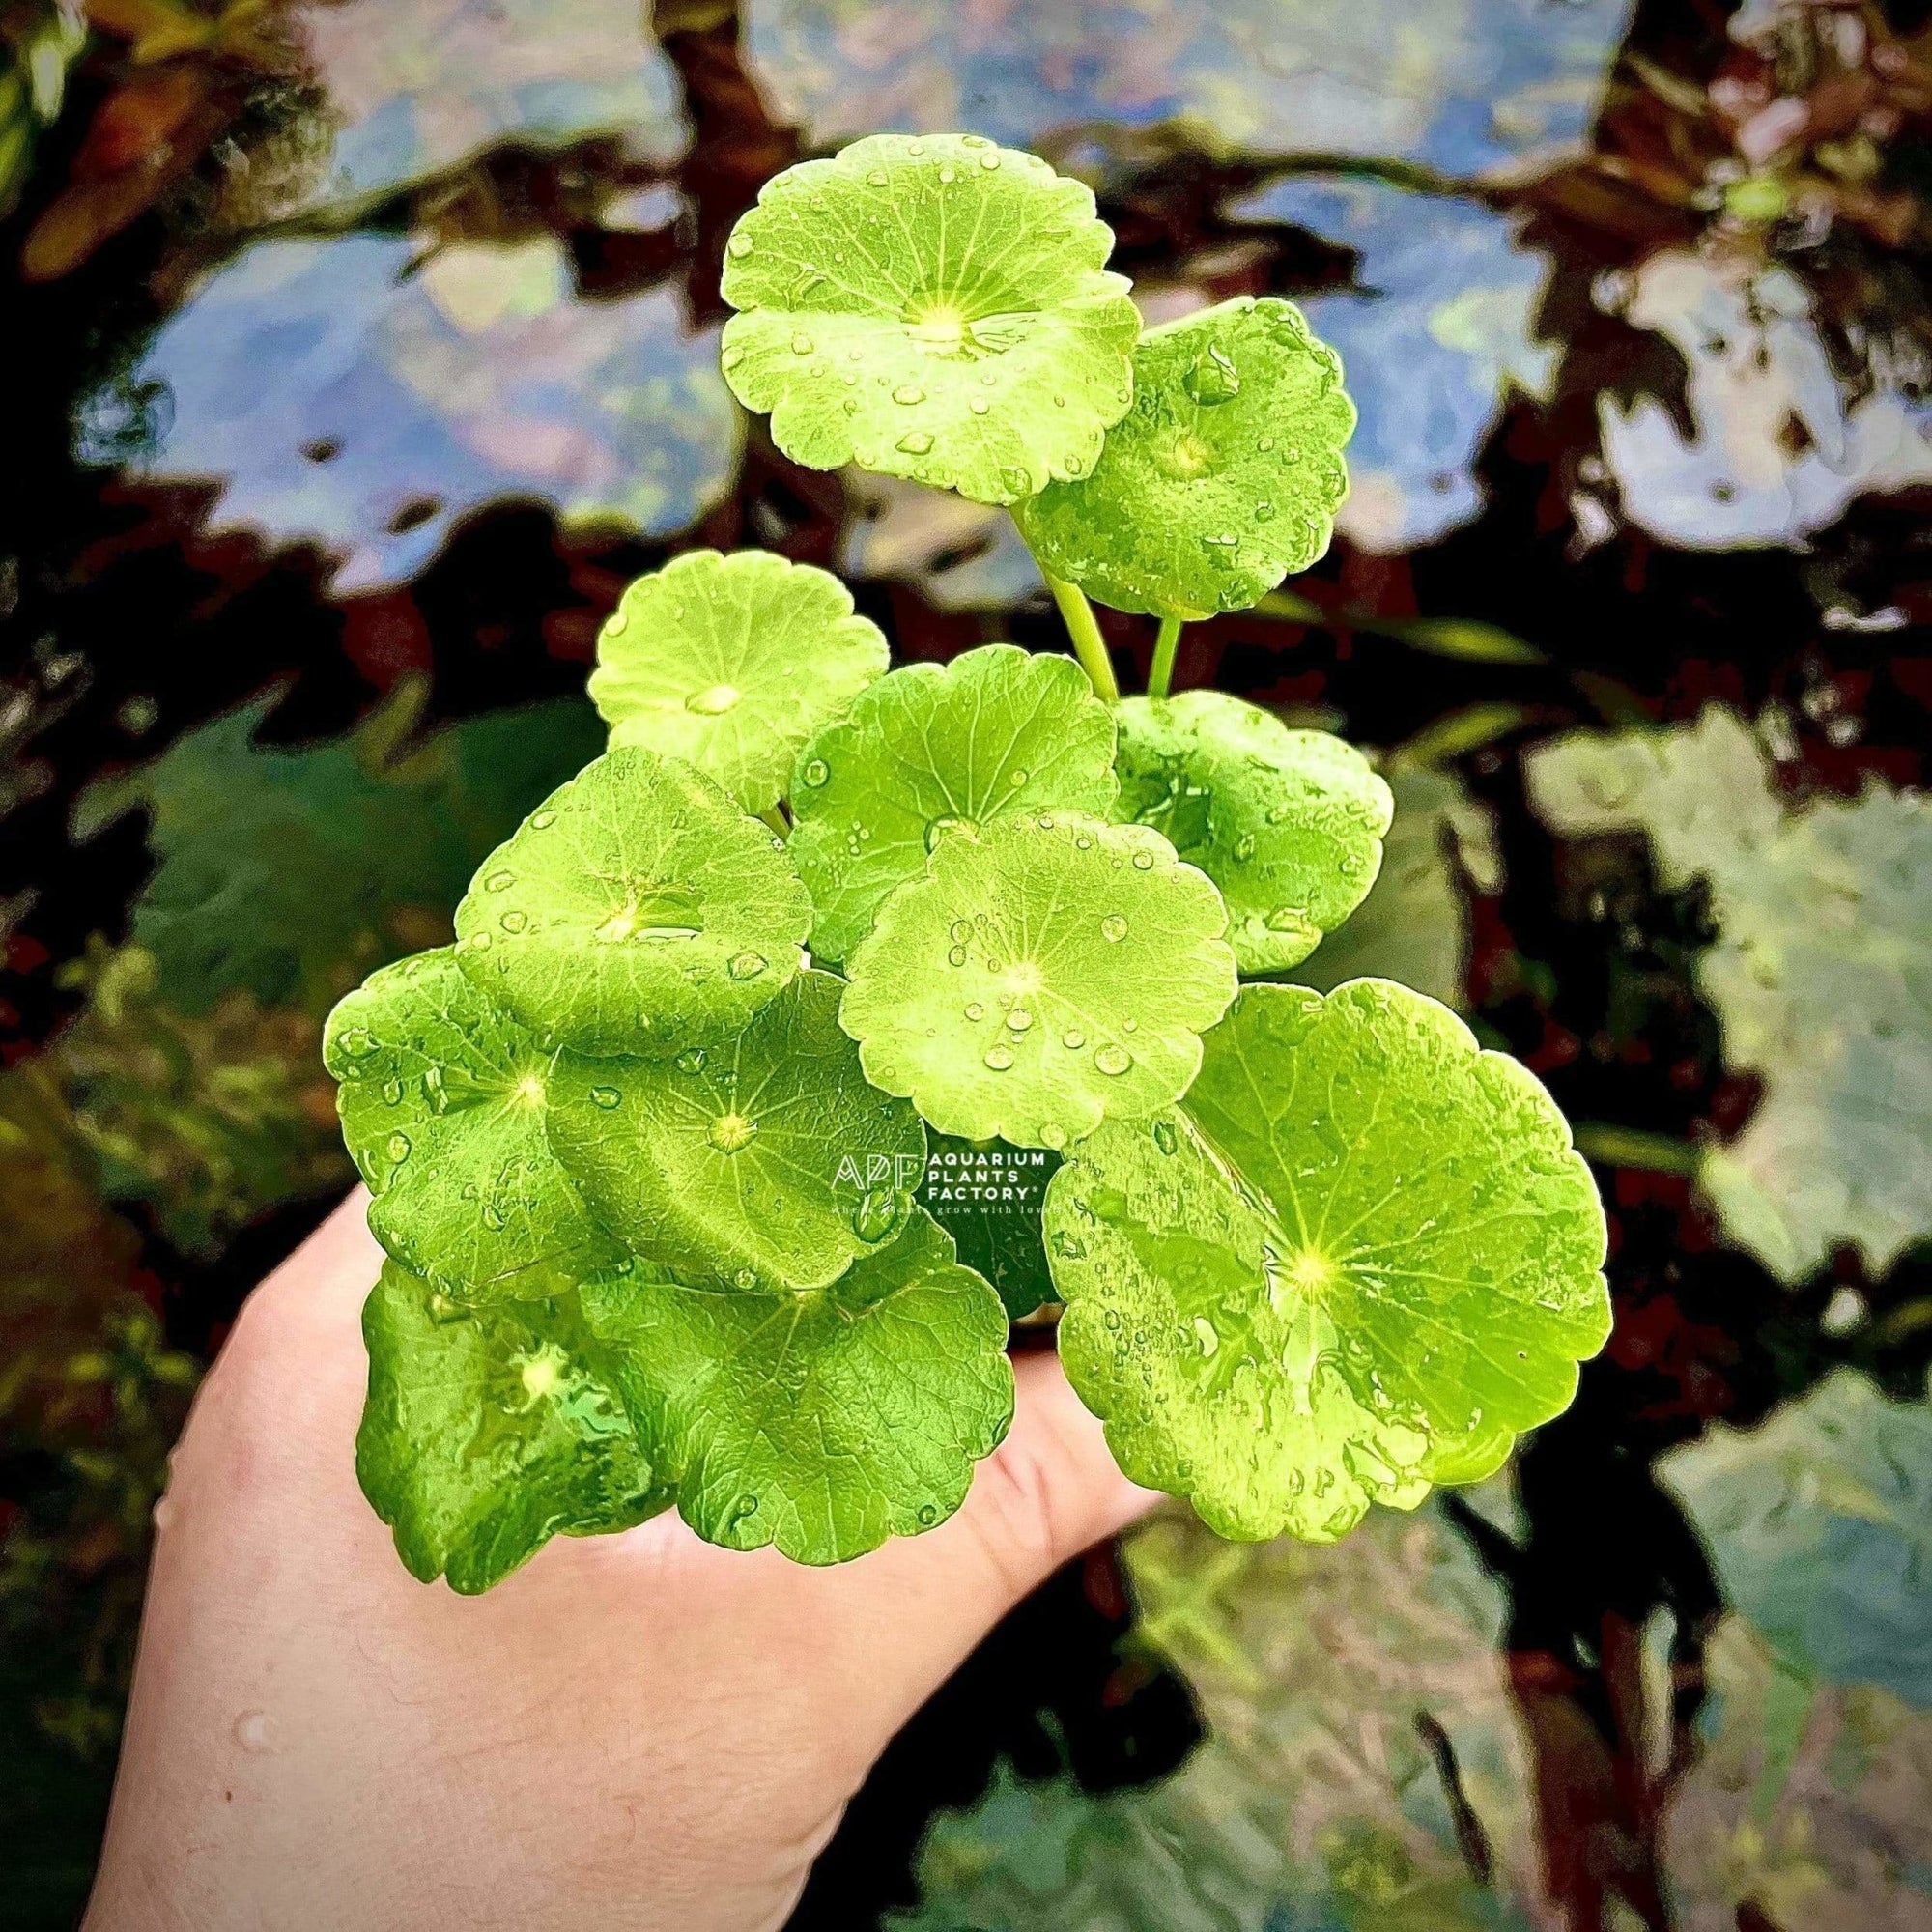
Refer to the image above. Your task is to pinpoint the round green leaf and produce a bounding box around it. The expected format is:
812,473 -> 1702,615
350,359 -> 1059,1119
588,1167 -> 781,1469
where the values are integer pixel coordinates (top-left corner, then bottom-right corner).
588,549 -> 889,816
1015,297 -> 1355,618
356,1261 -> 669,1594
787,644 -> 1120,964
840,809 -> 1238,1150
548,968 -> 926,1292
453,747 -> 810,1056
582,1207 -> 1013,1563
1111,692 -> 1392,974
719,133 -> 1141,506
1043,980 -> 1609,1543
325,948 -> 619,1299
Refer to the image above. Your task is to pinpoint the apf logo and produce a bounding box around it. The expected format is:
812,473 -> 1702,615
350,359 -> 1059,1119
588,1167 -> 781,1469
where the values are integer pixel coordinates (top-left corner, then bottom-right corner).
834,1151 -> 925,1192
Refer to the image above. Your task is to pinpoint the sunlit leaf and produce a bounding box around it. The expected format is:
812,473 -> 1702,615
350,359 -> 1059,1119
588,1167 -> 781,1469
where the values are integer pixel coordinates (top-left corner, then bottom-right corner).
1015,297 -> 1353,618
1525,705 -> 1932,1280
325,949 -> 618,1299
1043,980 -> 1609,1541
719,132 -> 1140,506
355,1260 -> 669,1595
1110,692 -> 1391,973
788,644 -> 1119,963
841,810 -> 1237,1150
548,969 -> 925,1293
453,746 -> 810,1056
589,549 -> 889,815
582,1207 -> 1011,1563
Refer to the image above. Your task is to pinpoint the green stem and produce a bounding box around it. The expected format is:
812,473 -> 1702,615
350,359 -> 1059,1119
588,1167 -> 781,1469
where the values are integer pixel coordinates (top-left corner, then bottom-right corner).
1148,616 -> 1183,699
1041,572 -> 1119,703
1570,1122 -> 1704,1177
758,804 -> 790,839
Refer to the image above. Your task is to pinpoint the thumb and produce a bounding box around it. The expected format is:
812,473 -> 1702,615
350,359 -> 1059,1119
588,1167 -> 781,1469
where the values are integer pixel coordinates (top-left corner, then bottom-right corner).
805,1347 -> 1163,1744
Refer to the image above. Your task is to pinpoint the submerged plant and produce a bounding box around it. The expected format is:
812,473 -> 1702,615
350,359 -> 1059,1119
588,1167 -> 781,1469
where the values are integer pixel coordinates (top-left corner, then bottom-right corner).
325,133 -> 1610,1587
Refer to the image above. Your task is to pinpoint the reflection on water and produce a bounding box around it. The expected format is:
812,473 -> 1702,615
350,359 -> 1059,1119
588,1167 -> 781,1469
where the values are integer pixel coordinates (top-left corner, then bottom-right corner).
1242,177 -> 1558,550
304,0 -> 684,201
1602,249 -> 1932,549
6,0 -> 1932,1927
748,0 -> 1634,174
91,233 -> 740,588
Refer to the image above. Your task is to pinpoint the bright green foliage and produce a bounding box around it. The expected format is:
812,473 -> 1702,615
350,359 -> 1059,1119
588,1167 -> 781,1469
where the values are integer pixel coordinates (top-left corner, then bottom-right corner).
588,549 -> 889,815
1044,981 -> 1609,1541
841,810 -> 1238,1149
315,128 -> 1601,1582
75,689 -> 606,1017
582,1209 -> 1012,1563
356,1261 -> 669,1594
1526,705 -> 1932,1280
548,971 -> 925,1293
787,644 -> 1119,963
718,133 -> 1140,505
1110,692 -> 1392,973
1015,297 -> 1354,618
453,747 -> 810,1057
326,949 -> 617,1299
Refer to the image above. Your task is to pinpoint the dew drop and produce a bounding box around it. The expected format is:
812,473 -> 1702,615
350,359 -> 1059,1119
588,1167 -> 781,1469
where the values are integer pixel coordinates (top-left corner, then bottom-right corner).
1100,914 -> 1128,942
381,1077 -> 404,1106
969,396 -> 990,414
938,165 -> 957,185
467,929 -> 492,952
852,1186 -> 902,1243
1253,500 -> 1276,523
500,909 -> 527,932
1153,1119 -> 1178,1155
1094,1044 -> 1133,1077
983,1043 -> 1015,1071
907,139 -> 926,156
1002,466 -> 1031,496
386,1132 -> 412,1162
529,810 -> 557,830
1257,434 -> 1276,452
1193,1316 -> 1220,1357
685,682 -> 742,715
1232,833 -> 1257,864
1006,1008 -> 1035,1034
484,869 -> 515,893
589,1086 -> 621,1109
1061,1028 -> 1086,1050
948,945 -> 968,967
964,1002 -> 985,1021
896,429 -> 935,455
727,952 -> 768,980
1182,343 -> 1241,405
1051,1230 -> 1086,1259
867,168 -> 889,186
950,919 -> 972,943
1130,850 -> 1154,871
790,332 -> 814,355
674,1047 -> 707,1074
727,231 -> 753,258
336,1026 -> 375,1057
892,384 -> 926,406
802,757 -> 830,787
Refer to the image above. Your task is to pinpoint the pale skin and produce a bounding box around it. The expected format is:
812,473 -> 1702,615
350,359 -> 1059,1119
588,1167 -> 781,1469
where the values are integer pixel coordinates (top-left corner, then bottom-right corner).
82,1189 -> 1156,1931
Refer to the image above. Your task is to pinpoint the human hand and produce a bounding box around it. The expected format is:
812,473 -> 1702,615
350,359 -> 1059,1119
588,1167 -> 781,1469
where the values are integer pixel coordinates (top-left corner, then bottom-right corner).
83,1189 -> 1156,1931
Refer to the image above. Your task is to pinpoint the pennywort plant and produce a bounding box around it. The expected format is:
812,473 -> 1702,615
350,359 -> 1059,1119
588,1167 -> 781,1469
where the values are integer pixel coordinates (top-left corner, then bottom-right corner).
326,133 -> 1611,1589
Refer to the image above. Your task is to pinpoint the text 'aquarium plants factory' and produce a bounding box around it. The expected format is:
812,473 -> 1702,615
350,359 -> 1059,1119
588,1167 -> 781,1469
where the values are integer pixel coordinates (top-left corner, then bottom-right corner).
323,132 -> 1611,1584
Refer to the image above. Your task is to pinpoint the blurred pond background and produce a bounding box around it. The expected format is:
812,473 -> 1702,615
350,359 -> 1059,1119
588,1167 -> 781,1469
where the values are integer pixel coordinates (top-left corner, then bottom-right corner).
3,0 -> 1931,1926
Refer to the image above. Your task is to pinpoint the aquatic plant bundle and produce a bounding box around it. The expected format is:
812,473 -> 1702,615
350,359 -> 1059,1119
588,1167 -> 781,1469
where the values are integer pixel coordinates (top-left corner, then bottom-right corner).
325,133 -> 1610,1588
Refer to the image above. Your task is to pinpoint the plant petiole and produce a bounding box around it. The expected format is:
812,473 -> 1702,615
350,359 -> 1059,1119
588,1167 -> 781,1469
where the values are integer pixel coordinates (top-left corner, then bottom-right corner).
1148,616 -> 1183,699
1040,570 -> 1120,703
